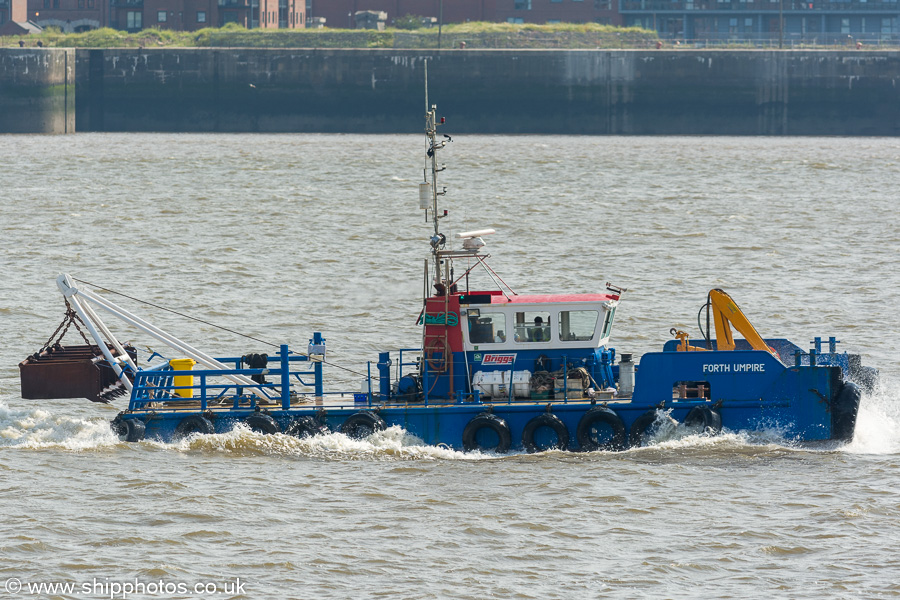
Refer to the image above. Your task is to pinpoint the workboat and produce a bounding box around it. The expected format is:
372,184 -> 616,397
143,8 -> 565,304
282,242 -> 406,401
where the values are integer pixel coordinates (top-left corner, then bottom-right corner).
20,91 -> 877,453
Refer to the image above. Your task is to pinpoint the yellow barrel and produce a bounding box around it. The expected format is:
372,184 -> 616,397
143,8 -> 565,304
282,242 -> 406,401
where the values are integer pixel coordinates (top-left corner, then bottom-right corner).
169,358 -> 196,398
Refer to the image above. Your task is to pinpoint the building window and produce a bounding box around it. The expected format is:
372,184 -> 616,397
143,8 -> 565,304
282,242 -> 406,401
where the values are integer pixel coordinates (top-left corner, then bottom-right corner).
514,0 -> 531,9
594,0 -> 611,9
841,18 -> 850,33
52,0 -> 58,8
126,10 -> 141,28
43,0 -> 50,7
551,0 -> 562,3
158,10 -> 166,21
197,10 -> 206,22
88,0 -> 93,7
507,17 -> 524,23
78,0 -> 84,7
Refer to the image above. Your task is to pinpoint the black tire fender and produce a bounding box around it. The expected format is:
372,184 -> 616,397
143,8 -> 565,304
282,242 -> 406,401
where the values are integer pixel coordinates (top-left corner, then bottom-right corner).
286,415 -> 326,439
522,413 -> 569,453
576,406 -> 627,451
682,406 -> 723,434
340,411 -> 386,439
245,413 -> 279,435
832,381 -> 862,442
462,413 -> 512,453
112,417 -> 145,442
629,409 -> 677,448
173,414 -> 215,439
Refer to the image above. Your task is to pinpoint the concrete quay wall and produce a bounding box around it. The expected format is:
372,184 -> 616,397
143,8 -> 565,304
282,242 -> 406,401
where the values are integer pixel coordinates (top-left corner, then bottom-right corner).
5,48 -> 900,135
0,49 -> 75,134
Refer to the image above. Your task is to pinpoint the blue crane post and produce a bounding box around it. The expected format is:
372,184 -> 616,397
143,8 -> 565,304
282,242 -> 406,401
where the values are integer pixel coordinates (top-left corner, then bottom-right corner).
378,352 -> 391,401
281,344 -> 290,409
312,333 -> 324,401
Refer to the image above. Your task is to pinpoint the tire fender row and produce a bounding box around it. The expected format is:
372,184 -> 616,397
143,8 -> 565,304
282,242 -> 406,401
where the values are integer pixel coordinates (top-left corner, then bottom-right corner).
113,405 -> 724,451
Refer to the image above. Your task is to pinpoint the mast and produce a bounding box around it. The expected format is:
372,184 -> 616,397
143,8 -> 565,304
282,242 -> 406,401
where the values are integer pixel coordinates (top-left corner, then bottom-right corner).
423,59 -> 450,293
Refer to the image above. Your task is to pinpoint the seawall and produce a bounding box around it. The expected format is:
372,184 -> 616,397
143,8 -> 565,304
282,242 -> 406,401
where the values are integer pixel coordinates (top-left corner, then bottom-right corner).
0,49 -> 75,134
4,48 -> 900,135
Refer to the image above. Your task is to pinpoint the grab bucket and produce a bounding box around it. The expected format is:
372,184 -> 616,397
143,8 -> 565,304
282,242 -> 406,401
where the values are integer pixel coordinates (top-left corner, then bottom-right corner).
169,358 -> 196,398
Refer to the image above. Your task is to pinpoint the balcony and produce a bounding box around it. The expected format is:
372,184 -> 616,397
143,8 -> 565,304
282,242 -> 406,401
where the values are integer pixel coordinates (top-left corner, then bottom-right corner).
621,0 -> 900,10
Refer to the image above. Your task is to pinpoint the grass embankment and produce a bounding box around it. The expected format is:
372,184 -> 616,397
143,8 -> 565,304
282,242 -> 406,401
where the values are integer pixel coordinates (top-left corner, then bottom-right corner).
2,21 -> 658,49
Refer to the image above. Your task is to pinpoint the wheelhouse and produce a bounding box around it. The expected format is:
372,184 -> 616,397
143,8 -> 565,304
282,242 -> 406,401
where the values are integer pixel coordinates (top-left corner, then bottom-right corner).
458,292 -> 619,352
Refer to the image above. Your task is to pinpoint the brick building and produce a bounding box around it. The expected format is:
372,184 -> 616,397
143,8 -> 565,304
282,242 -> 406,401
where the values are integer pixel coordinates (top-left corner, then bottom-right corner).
0,0 -> 27,29
496,0 -> 618,25
15,0 -> 899,42
26,0 -> 303,30
307,0 -> 496,28
22,0 -> 103,32
620,0 -> 899,43
306,0 -> 619,27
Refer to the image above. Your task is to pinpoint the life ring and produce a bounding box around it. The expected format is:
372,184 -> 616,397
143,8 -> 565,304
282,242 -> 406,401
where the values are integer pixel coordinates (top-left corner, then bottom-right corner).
340,411 -> 386,439
286,415 -> 326,439
522,413 -> 569,453
173,414 -> 215,439
682,406 -> 723,435
462,413 -> 511,453
629,409 -> 677,448
576,406 -> 626,451
832,382 -> 862,441
112,417 -> 145,443
245,413 -> 280,435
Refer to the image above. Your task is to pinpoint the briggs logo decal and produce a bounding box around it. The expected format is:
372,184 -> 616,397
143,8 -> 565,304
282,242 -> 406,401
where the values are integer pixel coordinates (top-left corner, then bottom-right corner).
482,354 -> 516,366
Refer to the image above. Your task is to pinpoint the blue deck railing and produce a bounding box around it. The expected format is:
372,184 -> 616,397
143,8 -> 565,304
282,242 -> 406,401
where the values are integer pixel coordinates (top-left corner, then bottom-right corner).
129,341 -> 326,411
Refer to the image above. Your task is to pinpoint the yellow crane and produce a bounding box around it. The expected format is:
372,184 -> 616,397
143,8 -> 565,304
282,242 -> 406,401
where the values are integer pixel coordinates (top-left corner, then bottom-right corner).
674,289 -> 779,360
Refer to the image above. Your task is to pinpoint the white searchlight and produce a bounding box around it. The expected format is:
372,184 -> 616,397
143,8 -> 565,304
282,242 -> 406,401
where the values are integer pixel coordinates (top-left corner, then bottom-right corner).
457,228 -> 495,252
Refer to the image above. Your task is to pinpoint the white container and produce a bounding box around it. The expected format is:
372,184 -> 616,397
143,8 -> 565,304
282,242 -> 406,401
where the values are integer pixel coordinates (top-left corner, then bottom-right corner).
618,353 -> 635,397
472,370 -> 531,399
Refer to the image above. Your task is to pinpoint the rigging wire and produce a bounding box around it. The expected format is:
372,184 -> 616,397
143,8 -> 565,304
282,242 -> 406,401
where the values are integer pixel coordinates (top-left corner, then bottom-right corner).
71,277 -> 370,378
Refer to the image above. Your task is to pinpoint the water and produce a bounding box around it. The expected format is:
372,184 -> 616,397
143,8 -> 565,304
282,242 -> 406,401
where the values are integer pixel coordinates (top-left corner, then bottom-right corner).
1,133 -> 899,599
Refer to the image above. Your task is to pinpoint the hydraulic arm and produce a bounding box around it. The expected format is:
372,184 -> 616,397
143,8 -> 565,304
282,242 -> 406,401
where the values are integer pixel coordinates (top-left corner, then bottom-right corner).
708,288 -> 778,359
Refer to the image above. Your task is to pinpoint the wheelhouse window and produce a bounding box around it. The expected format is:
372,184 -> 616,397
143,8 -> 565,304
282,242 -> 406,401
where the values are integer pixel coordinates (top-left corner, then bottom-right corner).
468,312 -> 507,344
601,306 -> 616,339
515,311 -> 550,343
558,310 -> 599,342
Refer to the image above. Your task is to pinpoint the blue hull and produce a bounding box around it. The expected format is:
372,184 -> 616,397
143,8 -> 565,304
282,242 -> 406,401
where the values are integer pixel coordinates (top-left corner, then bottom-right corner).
112,339 -> 862,451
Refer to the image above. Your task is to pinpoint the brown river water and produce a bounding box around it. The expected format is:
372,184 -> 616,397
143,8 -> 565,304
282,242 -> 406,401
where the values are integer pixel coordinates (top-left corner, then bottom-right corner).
1,133 -> 899,599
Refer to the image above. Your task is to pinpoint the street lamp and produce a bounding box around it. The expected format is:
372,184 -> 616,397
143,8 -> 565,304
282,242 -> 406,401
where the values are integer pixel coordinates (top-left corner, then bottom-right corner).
438,0 -> 443,49
779,0 -> 783,48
